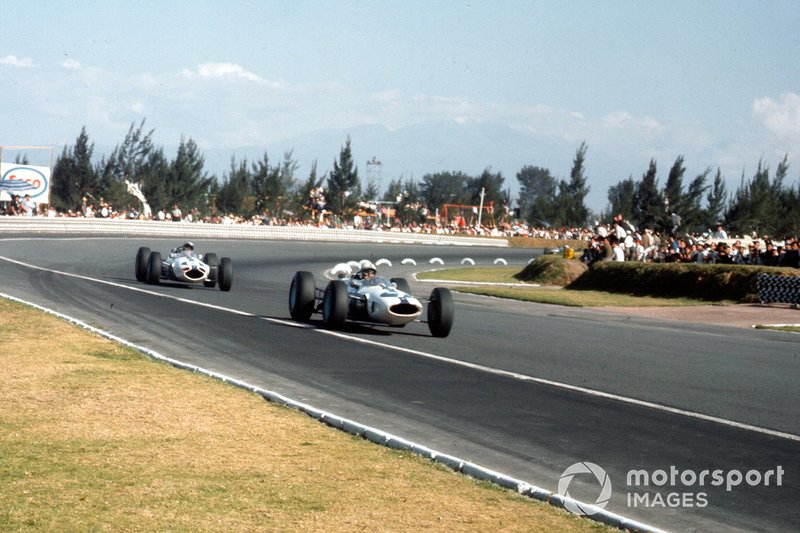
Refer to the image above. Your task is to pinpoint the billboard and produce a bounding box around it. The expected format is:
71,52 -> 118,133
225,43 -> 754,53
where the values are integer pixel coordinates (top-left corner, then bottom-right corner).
0,163 -> 51,204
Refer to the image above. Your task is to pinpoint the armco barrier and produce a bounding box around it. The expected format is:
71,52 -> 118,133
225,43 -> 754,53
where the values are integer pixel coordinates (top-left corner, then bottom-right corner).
0,217 -> 508,247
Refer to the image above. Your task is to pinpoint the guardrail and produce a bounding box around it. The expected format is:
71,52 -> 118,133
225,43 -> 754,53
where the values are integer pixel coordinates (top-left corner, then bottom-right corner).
0,217 -> 508,247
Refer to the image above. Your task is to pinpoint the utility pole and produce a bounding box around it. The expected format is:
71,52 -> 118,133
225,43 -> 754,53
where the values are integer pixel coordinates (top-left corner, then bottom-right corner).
477,187 -> 485,228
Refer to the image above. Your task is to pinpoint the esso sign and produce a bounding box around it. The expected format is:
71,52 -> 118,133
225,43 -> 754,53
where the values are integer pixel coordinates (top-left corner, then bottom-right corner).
2,165 -> 49,199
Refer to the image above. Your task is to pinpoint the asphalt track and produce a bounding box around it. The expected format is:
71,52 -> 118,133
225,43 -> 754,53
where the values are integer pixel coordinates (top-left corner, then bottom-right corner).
1,236 -> 798,532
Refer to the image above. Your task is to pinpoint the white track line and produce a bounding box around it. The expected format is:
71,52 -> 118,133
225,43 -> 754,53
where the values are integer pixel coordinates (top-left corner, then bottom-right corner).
2,254 -> 798,443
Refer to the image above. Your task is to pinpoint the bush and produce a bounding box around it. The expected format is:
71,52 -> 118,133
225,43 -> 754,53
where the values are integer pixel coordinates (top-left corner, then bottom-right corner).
567,262 -> 800,302
514,255 -> 588,286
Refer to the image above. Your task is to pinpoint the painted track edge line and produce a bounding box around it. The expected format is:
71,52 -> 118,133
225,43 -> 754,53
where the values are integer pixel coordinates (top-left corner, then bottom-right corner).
4,253 -> 798,443
0,291 -> 666,533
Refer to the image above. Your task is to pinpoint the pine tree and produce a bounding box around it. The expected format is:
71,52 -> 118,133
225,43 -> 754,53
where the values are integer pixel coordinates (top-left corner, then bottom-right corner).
516,165 -> 556,226
632,159 -> 664,231
51,127 -> 97,212
563,142 -> 590,227
606,177 -> 636,222
326,137 -> 360,215
705,169 -> 727,228
216,157 -> 250,215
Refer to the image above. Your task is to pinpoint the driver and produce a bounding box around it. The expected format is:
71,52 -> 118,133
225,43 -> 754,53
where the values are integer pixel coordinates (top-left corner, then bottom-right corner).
353,260 -> 378,284
170,242 -> 195,257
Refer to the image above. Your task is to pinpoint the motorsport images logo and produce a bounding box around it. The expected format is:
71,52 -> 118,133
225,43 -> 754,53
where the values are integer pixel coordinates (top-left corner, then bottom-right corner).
557,462 -> 612,515
558,462 -> 785,515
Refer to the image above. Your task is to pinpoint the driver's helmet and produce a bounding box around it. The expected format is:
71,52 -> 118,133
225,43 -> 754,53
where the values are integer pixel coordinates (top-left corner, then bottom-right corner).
356,259 -> 377,279
179,242 -> 195,255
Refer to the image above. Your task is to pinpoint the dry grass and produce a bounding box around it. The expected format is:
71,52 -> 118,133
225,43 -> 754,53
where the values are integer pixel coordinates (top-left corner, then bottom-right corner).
0,299 -> 604,532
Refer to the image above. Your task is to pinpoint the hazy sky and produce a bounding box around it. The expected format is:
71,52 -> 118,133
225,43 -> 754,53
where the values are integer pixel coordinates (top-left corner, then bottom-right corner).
2,0 -> 798,210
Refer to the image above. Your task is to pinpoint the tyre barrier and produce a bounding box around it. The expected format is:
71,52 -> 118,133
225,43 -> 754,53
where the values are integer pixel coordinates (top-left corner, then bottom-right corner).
0,218 -> 507,247
757,274 -> 800,306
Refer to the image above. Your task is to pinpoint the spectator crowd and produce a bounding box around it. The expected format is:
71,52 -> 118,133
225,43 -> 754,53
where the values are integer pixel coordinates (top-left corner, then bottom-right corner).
2,195 -> 797,268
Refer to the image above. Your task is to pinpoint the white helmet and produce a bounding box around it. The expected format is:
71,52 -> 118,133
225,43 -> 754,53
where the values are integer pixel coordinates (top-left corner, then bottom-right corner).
359,259 -> 377,272
357,259 -> 377,278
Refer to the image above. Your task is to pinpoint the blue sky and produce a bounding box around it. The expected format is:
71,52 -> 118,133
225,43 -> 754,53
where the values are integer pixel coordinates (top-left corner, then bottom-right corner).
1,0 -> 798,211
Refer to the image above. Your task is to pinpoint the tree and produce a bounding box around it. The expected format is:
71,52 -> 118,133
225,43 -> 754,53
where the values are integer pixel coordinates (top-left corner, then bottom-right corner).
96,120 -> 157,209
167,137 -> 212,215
420,171 -> 470,213
607,176 -> 636,222
216,157 -> 250,215
705,169 -> 727,227
680,169 -> 710,232
516,165 -> 557,226
51,127 -> 98,212
294,160 -> 324,221
326,137 -> 360,215
563,142 -> 591,227
251,150 -> 297,218
632,159 -> 664,231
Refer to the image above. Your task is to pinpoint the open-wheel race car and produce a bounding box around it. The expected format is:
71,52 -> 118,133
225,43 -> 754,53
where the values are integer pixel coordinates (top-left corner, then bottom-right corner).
288,260 -> 454,337
135,242 -> 232,291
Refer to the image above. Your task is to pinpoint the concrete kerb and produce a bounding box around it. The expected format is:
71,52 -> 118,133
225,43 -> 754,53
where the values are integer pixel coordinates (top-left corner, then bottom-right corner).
0,218 -> 508,247
1,291 -> 665,533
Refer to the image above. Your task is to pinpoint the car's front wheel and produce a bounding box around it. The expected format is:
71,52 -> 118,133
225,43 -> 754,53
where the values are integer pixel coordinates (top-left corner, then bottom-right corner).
135,246 -> 150,282
289,271 -> 316,321
146,251 -> 162,285
427,287 -> 454,338
322,280 -> 348,329
218,257 -> 233,291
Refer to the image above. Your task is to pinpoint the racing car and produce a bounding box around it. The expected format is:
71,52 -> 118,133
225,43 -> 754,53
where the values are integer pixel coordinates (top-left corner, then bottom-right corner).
135,242 -> 232,291
288,260 -> 454,337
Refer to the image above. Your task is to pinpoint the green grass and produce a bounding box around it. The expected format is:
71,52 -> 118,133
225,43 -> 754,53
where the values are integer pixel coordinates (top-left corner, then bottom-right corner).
452,285 -> 724,307
418,266 -> 527,284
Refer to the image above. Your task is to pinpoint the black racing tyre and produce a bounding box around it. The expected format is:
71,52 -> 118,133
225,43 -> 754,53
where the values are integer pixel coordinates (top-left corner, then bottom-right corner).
390,277 -> 411,295
203,253 -> 218,288
427,287 -> 454,338
218,257 -> 233,291
289,271 -> 316,321
135,247 -> 150,282
322,280 -> 348,329
146,251 -> 162,285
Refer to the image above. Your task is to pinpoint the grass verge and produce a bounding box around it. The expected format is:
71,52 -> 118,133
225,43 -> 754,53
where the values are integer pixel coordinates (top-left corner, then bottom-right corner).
0,298 -> 603,532
451,285 -> 726,307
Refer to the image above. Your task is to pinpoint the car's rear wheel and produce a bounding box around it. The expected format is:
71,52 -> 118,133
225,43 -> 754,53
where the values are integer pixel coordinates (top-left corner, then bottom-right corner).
390,277 -> 411,295
322,280 -> 348,329
135,247 -> 150,282
146,251 -> 161,285
289,271 -> 316,321
203,253 -> 218,287
427,287 -> 454,338
218,257 -> 233,291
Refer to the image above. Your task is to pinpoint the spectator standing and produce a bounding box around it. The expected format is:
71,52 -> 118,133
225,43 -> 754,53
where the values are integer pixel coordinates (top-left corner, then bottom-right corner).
20,194 -> 36,216
7,194 -> 20,215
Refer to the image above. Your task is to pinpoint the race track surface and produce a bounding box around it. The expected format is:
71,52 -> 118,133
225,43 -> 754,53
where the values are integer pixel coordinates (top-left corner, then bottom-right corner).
1,236 -> 797,532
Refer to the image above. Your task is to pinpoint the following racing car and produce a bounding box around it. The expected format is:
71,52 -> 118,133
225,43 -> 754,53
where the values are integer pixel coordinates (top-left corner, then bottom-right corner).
135,242 -> 232,291
288,260 -> 454,337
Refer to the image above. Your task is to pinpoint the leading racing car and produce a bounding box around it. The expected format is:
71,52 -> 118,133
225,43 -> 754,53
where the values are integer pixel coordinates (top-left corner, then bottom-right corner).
135,242 -> 232,291
288,260 -> 454,337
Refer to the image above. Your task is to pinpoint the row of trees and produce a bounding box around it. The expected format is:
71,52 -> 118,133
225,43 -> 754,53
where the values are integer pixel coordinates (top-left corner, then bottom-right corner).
603,154 -> 799,237
46,120 -> 799,236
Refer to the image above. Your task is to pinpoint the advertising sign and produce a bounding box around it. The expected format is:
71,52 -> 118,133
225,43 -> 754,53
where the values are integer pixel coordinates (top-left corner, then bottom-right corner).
0,163 -> 51,203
